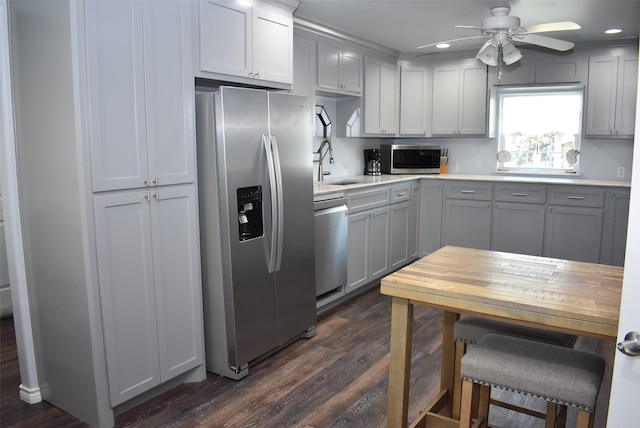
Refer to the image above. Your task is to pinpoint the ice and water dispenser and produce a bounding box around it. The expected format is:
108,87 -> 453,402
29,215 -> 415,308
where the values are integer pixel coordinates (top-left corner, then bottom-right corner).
237,186 -> 263,241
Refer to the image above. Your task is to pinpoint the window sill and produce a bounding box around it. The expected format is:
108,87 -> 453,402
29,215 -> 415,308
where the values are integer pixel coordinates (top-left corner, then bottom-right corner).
493,169 -> 583,178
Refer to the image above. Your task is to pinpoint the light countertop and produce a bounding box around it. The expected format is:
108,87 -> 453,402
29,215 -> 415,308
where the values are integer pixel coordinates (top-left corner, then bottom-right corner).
313,173 -> 631,197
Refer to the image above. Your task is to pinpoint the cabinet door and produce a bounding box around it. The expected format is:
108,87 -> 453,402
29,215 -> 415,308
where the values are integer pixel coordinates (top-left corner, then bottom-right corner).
341,51 -> 363,94
252,5 -> 292,84
317,43 -> 341,90
389,201 -> 411,270
492,202 -> 545,256
458,61 -> 487,135
419,181 -> 443,256
86,1 -> 148,191
369,207 -> 390,279
400,64 -> 430,135
199,1 -> 251,77
614,56 -> 638,136
364,57 -> 397,135
346,211 -> 369,293
431,64 -> 459,135
536,57 -> 585,83
143,1 -> 195,187
585,56 -> 618,136
408,182 -> 420,259
94,191 -> 159,405
543,206 -> 603,263
600,189 -> 630,266
443,199 -> 492,250
150,186 -> 203,380
292,36 -> 315,97
493,58 -> 536,85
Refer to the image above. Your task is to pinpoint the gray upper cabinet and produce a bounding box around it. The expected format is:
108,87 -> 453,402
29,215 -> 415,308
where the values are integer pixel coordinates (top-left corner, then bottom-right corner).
198,0 -> 293,85
363,56 -> 398,135
432,58 -> 488,136
317,42 -> 363,95
491,54 -> 586,86
585,55 -> 638,137
87,0 -> 195,192
399,62 -> 431,136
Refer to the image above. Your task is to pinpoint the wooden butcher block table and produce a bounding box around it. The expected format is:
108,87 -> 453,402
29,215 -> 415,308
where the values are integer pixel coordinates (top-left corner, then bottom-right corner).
380,246 -> 623,428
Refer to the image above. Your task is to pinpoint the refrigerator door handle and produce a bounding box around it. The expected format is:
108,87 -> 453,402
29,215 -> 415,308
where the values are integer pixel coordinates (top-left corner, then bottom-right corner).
263,134 -> 278,273
270,135 -> 284,272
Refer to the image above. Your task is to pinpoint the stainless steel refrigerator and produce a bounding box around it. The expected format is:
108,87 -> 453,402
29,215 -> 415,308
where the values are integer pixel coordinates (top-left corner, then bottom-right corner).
195,87 -> 316,379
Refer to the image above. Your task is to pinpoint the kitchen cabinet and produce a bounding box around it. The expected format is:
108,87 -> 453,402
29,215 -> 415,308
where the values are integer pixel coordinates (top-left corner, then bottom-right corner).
585,55 -> 638,137
292,35 -> 316,98
87,0 -> 195,192
600,189 -> 630,266
388,183 -> 412,270
491,183 -> 546,256
317,42 -> 363,95
432,58 -> 488,136
198,0 -> 293,85
399,63 -> 431,136
442,182 -> 492,250
363,56 -> 398,135
94,186 -> 203,406
408,181 -> 420,259
8,1 -> 205,426
418,180 -> 443,257
543,186 -> 605,263
491,55 -> 586,86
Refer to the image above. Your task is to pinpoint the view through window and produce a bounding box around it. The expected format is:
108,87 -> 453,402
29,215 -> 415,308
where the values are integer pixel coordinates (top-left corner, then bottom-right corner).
497,87 -> 583,173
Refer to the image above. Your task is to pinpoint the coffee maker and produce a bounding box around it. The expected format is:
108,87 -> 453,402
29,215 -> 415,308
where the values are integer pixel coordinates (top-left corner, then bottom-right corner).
364,149 -> 381,175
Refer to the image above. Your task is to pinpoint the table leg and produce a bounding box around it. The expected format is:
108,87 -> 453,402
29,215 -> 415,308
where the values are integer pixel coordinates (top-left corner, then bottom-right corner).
387,297 -> 413,428
441,311 -> 458,417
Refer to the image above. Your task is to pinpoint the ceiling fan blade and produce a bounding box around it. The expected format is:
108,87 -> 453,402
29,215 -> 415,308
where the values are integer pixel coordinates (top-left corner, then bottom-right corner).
417,35 -> 488,50
515,34 -> 575,51
455,25 -> 487,31
524,21 -> 581,34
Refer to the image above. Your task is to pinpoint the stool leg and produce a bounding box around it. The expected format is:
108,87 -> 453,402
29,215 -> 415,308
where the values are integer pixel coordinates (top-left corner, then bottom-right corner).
576,409 -> 594,428
477,384 -> 490,427
460,380 -> 475,428
545,402 -> 557,428
556,405 -> 567,428
452,341 -> 466,419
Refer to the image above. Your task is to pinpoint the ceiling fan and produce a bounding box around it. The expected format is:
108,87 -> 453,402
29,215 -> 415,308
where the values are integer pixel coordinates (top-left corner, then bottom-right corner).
417,6 -> 581,66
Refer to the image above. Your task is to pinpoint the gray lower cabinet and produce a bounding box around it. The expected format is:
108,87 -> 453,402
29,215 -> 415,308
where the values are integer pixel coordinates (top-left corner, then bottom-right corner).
543,206 -> 604,263
600,189 -> 630,266
94,185 -> 203,405
346,187 -> 390,293
492,203 -> 546,256
408,181 -> 421,259
442,182 -> 493,250
418,180 -> 443,257
389,201 -> 411,270
491,183 -> 547,256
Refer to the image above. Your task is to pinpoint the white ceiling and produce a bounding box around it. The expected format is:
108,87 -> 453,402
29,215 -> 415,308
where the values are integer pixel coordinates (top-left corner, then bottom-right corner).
294,0 -> 640,56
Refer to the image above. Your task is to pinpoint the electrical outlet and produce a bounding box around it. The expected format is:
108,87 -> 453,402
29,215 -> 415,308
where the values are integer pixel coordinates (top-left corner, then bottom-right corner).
617,166 -> 626,178
454,161 -> 460,172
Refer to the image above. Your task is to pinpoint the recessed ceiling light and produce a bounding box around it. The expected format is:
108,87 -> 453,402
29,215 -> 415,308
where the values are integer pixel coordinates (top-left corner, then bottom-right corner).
605,28 -> 624,34
436,43 -> 450,49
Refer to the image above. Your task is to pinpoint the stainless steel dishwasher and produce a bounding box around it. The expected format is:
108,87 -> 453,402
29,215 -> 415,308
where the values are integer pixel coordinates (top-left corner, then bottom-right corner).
313,195 -> 348,298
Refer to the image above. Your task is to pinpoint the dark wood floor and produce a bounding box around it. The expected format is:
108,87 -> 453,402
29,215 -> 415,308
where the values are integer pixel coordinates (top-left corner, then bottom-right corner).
1,286 -> 613,427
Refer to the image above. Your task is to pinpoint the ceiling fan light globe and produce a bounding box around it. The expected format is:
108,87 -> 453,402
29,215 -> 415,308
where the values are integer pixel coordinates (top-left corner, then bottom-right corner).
501,42 -> 522,65
476,39 -> 498,66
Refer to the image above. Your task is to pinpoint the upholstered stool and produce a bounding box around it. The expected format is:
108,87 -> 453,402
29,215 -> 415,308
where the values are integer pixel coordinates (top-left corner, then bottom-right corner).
451,315 -> 578,418
460,333 -> 605,428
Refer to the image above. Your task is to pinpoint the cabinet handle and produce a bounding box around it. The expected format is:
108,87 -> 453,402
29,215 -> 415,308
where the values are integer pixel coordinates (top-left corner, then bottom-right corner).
512,193 -> 528,197
254,71 -> 260,79
144,178 -> 150,186
568,196 -> 585,200
396,192 -> 408,197
153,177 -> 158,186
144,192 -> 150,201
461,190 -> 476,194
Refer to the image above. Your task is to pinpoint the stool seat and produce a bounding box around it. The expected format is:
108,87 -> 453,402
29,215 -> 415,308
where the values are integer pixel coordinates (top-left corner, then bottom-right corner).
461,333 -> 605,412
455,314 -> 577,348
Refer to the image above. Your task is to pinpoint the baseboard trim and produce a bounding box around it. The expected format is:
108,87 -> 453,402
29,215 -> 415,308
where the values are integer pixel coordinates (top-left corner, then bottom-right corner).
19,384 -> 42,404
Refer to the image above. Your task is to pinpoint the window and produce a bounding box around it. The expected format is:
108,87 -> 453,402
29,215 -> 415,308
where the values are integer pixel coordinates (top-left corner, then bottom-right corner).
496,86 -> 583,174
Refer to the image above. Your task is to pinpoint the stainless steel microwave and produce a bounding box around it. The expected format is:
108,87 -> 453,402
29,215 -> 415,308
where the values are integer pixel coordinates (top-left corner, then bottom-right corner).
380,144 -> 441,174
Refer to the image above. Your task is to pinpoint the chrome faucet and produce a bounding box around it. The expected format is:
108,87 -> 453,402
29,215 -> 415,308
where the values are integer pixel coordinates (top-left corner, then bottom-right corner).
316,138 -> 335,181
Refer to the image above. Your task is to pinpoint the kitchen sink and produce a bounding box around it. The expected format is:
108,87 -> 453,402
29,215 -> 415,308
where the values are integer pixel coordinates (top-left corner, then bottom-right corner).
328,179 -> 365,186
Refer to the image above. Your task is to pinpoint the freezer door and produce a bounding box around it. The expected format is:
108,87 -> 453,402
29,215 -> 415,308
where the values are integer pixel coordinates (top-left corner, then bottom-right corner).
216,87 -> 278,367
268,92 -> 317,343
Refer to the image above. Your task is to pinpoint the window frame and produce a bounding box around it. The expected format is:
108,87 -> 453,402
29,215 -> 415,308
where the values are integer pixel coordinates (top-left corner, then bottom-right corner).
494,85 -> 584,176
